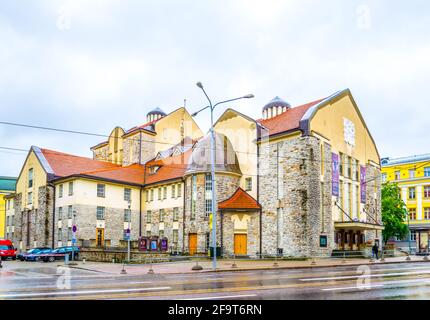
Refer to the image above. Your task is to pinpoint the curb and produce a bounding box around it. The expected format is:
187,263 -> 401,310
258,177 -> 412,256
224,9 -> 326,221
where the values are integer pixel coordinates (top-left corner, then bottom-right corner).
63,258 -> 430,276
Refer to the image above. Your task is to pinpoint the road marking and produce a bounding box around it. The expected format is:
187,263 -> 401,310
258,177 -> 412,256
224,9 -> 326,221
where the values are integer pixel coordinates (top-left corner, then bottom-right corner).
321,278 -> 430,291
300,270 -> 430,282
181,294 -> 257,300
0,286 -> 171,299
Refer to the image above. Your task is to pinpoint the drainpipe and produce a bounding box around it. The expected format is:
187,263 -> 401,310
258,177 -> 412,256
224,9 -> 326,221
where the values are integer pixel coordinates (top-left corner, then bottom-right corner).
257,143 -> 262,257
182,178 -> 186,254
48,182 -> 56,249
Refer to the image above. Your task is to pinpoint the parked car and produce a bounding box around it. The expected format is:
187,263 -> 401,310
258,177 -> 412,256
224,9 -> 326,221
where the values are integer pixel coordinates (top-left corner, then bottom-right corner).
0,239 -> 17,261
19,248 -> 52,261
41,246 -> 80,263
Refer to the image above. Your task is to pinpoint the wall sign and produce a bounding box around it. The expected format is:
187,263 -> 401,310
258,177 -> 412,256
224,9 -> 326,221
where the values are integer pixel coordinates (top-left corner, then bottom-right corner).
344,118 -> 356,146
360,166 -> 367,203
332,153 -> 340,197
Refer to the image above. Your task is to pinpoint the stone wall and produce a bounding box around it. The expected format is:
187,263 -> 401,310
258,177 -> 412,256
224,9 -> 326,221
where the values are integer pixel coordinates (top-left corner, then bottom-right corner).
183,173 -> 240,254
93,145 -> 109,162
122,132 -> 156,166
259,135 -> 333,257
364,163 -> 382,246
55,204 -> 140,247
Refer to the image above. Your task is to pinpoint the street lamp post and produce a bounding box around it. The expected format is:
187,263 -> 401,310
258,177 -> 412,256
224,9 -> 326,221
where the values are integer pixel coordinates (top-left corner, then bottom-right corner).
407,209 -> 411,255
193,82 -> 254,270
127,199 -> 132,263
72,210 -> 77,262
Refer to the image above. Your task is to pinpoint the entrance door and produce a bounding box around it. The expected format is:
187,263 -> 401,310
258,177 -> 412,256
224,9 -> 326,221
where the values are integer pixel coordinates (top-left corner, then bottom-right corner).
96,228 -> 104,247
234,234 -> 247,255
189,233 -> 197,255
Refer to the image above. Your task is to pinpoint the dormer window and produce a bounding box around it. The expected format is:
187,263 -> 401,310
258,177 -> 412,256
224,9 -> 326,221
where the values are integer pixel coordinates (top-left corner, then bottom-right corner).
149,166 -> 160,174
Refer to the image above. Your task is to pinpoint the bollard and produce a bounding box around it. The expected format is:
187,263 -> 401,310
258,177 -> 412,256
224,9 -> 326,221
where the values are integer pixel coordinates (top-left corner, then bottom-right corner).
120,263 -> 127,274
231,255 -> 237,269
148,259 -> 155,274
273,255 -> 279,268
406,254 -> 411,261
83,258 -> 86,264
64,254 -> 69,265
112,258 -> 115,264
192,258 -> 203,271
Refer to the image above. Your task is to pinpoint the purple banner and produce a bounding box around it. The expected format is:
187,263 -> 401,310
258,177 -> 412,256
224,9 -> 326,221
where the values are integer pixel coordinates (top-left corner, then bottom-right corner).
332,153 -> 340,197
360,166 -> 367,203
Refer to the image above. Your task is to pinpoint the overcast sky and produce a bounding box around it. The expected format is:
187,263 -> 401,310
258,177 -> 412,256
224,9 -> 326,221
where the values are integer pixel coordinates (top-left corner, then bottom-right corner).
0,0 -> 429,177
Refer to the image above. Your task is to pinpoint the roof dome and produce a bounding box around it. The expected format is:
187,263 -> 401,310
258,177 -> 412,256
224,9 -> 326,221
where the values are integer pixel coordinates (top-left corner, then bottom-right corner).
147,107 -> 166,122
262,96 -> 291,119
263,96 -> 291,111
185,132 -> 242,176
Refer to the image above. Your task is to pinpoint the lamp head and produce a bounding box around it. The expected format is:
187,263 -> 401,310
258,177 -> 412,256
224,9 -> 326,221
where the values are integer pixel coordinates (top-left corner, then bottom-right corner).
191,112 -> 198,117
196,82 -> 203,89
243,94 -> 254,99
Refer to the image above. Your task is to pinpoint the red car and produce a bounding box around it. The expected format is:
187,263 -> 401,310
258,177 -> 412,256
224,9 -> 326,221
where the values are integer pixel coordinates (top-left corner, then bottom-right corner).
0,239 -> 17,260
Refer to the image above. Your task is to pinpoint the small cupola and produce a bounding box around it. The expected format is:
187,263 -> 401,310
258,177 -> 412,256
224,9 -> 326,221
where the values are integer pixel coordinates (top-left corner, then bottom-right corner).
147,107 -> 166,122
262,96 -> 291,119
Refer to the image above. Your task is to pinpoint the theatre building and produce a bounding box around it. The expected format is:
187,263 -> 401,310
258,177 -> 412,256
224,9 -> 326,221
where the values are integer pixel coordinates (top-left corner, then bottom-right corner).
10,88 -> 382,258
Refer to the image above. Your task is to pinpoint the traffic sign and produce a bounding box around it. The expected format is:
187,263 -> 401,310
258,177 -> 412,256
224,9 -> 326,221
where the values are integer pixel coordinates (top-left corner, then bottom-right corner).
72,225 -> 77,233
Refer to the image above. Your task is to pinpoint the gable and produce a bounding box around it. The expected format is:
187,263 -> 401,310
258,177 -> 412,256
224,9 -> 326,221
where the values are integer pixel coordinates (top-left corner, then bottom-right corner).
309,91 -> 380,165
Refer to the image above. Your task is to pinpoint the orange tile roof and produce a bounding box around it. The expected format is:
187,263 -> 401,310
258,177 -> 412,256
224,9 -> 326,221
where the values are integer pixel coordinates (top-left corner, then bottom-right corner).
257,98 -> 325,136
81,164 -> 146,185
41,148 -> 119,178
218,187 -> 261,210
144,149 -> 192,185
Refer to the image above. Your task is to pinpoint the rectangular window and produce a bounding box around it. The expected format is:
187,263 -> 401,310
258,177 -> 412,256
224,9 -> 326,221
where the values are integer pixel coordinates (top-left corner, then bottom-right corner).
409,208 -> 417,220
58,207 -> 63,220
124,188 -> 131,201
96,206 -> 105,220
145,190 -> 149,202
339,153 -> 344,177
424,186 -> 430,198
163,187 -> 167,199
158,188 -> 162,200
191,175 -> 197,220
68,182 -> 74,196
67,205 -> 73,219
146,210 -> 152,223
177,184 -> 182,197
58,228 -> 62,240
381,173 -> 387,183
424,208 -> 430,220
28,168 -> 33,188
410,230 -> 417,241
28,192 -> 33,205
59,184 -> 63,198
173,230 -> 178,243
346,156 -> 352,179
409,170 -> 415,179
408,187 -> 416,200
97,184 -> 105,198
150,189 -> 154,201
124,209 -> 131,222
205,174 -> 212,217
425,167 -> 430,177
6,216 -> 10,226
395,171 -> 401,180
171,185 -> 176,198
245,177 -> 252,191
173,207 -> 179,222
159,209 -> 165,222
68,228 -> 72,241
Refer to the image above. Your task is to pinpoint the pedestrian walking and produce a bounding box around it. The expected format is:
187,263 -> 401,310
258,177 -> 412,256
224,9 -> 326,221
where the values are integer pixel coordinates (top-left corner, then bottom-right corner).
372,243 -> 379,260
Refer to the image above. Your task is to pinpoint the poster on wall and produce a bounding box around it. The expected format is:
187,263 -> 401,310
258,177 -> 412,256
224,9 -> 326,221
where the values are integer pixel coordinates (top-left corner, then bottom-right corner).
360,166 -> 367,203
332,153 -> 340,196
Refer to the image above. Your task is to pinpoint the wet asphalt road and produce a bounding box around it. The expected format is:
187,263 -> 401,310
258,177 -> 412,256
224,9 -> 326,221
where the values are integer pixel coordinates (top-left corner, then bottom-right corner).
2,261 -> 430,300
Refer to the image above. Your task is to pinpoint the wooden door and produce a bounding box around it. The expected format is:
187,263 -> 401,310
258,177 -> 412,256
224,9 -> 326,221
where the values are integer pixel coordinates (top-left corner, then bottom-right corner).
234,234 -> 247,255
189,233 -> 197,255
96,228 -> 104,247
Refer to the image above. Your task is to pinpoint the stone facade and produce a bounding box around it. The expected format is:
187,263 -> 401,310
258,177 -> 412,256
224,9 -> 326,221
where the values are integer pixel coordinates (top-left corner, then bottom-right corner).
93,145 -> 109,162
183,173 -> 240,254
122,133 -> 156,166
259,135 -> 333,257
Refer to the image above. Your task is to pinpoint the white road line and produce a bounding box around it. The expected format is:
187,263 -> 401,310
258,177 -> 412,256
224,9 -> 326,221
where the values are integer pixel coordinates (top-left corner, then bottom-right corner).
0,286 -> 172,298
322,278 -> 430,292
300,270 -> 430,282
182,294 -> 257,300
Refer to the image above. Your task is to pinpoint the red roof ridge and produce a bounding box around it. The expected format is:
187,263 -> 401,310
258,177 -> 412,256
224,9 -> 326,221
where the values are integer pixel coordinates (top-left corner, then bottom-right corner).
218,187 -> 261,210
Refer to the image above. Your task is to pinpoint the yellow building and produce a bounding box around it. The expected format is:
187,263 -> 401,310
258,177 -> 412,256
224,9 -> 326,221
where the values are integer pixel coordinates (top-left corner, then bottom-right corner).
381,154 -> 430,253
0,176 -> 17,239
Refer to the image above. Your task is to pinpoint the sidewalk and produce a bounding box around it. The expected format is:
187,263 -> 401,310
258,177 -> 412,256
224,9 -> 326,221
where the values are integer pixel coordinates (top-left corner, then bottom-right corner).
68,255 -> 430,275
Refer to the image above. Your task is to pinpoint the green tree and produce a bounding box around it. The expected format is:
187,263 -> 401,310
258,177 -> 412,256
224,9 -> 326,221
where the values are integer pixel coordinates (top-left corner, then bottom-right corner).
381,182 -> 409,244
